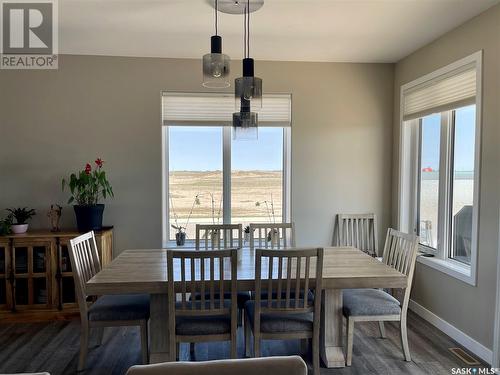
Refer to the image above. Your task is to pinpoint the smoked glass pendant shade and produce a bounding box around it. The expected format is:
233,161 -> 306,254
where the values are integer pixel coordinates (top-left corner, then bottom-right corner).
232,111 -> 258,140
234,58 -> 262,110
202,36 -> 231,88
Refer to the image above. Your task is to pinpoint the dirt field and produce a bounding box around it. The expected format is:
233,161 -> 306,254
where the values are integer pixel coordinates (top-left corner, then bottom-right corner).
169,170 -> 282,238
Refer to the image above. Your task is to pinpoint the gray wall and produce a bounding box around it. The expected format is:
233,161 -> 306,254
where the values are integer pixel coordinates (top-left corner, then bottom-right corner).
0,57 -> 394,256
393,4 -> 500,349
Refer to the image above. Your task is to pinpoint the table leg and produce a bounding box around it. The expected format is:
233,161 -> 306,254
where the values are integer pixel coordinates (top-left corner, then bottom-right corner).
320,289 -> 345,368
149,293 -> 170,363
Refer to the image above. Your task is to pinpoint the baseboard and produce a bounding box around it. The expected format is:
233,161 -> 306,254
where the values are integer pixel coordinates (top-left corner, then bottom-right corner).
409,299 -> 492,365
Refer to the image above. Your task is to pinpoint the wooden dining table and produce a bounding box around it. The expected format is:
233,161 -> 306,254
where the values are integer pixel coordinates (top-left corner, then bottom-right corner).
86,246 -> 407,368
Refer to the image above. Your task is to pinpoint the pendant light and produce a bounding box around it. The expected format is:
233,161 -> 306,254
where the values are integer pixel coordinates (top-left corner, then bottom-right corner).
202,0 -> 231,88
233,0 -> 262,140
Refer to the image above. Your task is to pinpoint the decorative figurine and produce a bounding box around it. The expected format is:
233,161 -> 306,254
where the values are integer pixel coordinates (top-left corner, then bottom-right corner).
47,204 -> 62,232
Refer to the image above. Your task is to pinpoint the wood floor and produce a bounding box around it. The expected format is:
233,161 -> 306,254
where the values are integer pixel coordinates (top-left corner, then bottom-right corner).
0,311 -> 488,375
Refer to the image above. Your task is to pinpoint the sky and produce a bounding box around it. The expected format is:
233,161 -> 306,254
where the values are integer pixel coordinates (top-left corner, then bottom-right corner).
169,126 -> 283,171
421,105 -> 476,171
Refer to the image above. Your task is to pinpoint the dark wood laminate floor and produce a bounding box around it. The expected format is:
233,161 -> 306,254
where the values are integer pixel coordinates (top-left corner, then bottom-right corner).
0,311 -> 488,375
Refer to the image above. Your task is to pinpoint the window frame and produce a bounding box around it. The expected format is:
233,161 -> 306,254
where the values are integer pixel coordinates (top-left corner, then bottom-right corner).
398,51 -> 482,286
162,125 -> 292,247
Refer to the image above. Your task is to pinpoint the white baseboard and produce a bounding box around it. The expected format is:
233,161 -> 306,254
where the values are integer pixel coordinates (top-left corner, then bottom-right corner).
409,299 -> 492,364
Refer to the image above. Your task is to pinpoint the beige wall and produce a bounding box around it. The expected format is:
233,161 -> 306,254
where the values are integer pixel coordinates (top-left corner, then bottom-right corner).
393,5 -> 500,349
0,56 -> 394,256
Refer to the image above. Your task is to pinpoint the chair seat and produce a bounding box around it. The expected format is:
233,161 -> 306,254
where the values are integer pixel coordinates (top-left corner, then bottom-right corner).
342,289 -> 401,317
244,301 -> 313,333
88,294 -> 150,322
191,291 -> 251,309
175,301 -> 232,336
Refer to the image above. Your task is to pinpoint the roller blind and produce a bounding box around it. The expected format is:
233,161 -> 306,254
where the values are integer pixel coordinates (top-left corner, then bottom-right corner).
162,92 -> 291,126
403,63 -> 477,121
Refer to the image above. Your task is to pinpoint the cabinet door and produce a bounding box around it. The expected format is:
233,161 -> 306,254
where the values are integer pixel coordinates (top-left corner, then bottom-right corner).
11,240 -> 53,310
57,240 -> 77,307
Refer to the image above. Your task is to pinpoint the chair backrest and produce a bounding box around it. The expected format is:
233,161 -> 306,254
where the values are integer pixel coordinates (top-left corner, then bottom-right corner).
336,213 -> 378,256
254,248 -> 323,329
249,223 -> 296,250
126,356 -> 308,375
167,249 -> 238,320
195,224 -> 243,250
381,228 -> 419,310
68,231 -> 101,319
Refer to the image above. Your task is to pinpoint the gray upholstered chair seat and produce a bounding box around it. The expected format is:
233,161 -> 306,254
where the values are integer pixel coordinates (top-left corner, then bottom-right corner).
342,289 -> 401,317
191,291 -> 251,309
244,301 -> 313,333
88,294 -> 150,321
175,301 -> 232,336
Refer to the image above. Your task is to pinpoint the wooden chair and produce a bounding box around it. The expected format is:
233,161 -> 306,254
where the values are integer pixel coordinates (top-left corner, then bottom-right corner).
343,228 -> 419,366
126,356 -> 307,375
196,224 -> 243,250
335,213 -> 378,257
249,223 -> 296,250
167,248 -> 238,361
244,248 -> 324,375
68,231 -> 150,371
194,224 -> 249,328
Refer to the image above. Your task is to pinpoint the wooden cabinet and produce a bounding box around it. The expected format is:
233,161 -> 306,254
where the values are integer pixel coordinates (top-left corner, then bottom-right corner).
0,228 -> 113,322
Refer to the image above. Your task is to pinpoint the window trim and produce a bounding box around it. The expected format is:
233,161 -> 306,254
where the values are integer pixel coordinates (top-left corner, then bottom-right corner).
161,125 -> 292,247
398,51 -> 482,286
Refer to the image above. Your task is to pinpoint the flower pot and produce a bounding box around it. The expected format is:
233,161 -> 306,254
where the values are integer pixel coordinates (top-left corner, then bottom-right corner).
176,232 -> 186,246
11,224 -> 28,234
74,204 -> 105,233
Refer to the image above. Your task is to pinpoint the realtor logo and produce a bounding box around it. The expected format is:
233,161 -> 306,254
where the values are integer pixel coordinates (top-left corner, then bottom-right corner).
1,0 -> 58,69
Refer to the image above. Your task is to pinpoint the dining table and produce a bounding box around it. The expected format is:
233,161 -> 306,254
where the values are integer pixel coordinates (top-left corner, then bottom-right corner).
86,246 -> 407,368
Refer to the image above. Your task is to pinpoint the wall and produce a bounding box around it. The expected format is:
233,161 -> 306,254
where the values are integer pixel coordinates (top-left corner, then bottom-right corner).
393,4 -> 500,349
0,57 -> 394,255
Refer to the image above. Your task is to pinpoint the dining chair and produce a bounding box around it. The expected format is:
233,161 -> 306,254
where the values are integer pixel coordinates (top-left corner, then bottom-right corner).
68,231 -> 150,371
244,248 -> 324,375
167,248 -> 238,361
126,356 -> 307,375
249,222 -> 296,250
194,224 -> 250,328
342,228 -> 419,366
196,223 -> 243,250
335,213 -> 378,257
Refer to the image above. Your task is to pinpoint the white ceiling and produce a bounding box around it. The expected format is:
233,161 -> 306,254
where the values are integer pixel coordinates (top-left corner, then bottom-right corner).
60,0 -> 499,63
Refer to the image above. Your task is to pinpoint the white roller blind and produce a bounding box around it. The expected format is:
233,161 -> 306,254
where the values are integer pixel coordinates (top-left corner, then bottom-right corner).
403,62 -> 477,121
162,92 -> 291,126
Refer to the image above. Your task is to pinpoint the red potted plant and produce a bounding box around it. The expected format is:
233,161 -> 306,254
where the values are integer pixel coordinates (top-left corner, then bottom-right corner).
62,158 -> 114,232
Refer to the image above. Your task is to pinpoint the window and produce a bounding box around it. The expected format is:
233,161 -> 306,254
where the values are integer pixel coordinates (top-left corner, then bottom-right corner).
162,93 -> 291,245
399,52 -> 481,285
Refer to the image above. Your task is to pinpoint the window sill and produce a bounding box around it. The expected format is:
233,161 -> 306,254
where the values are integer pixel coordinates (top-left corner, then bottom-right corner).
416,252 -> 476,286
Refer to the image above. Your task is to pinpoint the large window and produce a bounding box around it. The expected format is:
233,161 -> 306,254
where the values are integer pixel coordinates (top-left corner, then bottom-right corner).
399,52 -> 481,285
162,93 -> 291,245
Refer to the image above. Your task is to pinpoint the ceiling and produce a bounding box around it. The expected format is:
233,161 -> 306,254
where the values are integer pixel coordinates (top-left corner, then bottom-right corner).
60,0 -> 499,63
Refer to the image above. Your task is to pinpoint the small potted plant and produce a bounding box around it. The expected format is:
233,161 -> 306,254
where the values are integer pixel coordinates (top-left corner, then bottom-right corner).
6,207 -> 36,234
255,194 -> 279,245
0,215 -> 13,236
62,158 -> 114,232
169,194 -> 200,246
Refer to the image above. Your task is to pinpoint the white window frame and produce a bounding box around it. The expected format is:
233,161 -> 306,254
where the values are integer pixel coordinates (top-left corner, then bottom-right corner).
162,125 -> 292,248
398,51 -> 482,286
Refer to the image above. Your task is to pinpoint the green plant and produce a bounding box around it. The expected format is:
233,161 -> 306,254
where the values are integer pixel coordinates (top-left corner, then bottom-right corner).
0,215 -> 13,235
6,207 -> 36,225
170,193 -> 200,234
62,158 -> 114,205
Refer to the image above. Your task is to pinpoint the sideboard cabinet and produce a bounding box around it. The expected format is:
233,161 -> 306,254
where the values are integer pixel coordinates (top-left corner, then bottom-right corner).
0,228 -> 113,322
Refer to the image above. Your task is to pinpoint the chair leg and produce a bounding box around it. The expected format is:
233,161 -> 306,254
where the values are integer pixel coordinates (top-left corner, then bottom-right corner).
378,321 -> 386,338
93,327 -> 104,347
312,337 -> 319,375
190,342 -> 195,360
346,318 -> 354,366
78,323 -> 89,372
244,313 -> 252,357
400,315 -> 411,361
176,343 -> 180,361
253,333 -> 261,358
140,321 -> 149,364
169,336 -> 176,362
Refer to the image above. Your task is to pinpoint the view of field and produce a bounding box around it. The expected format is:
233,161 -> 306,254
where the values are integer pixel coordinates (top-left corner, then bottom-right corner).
169,170 -> 282,239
